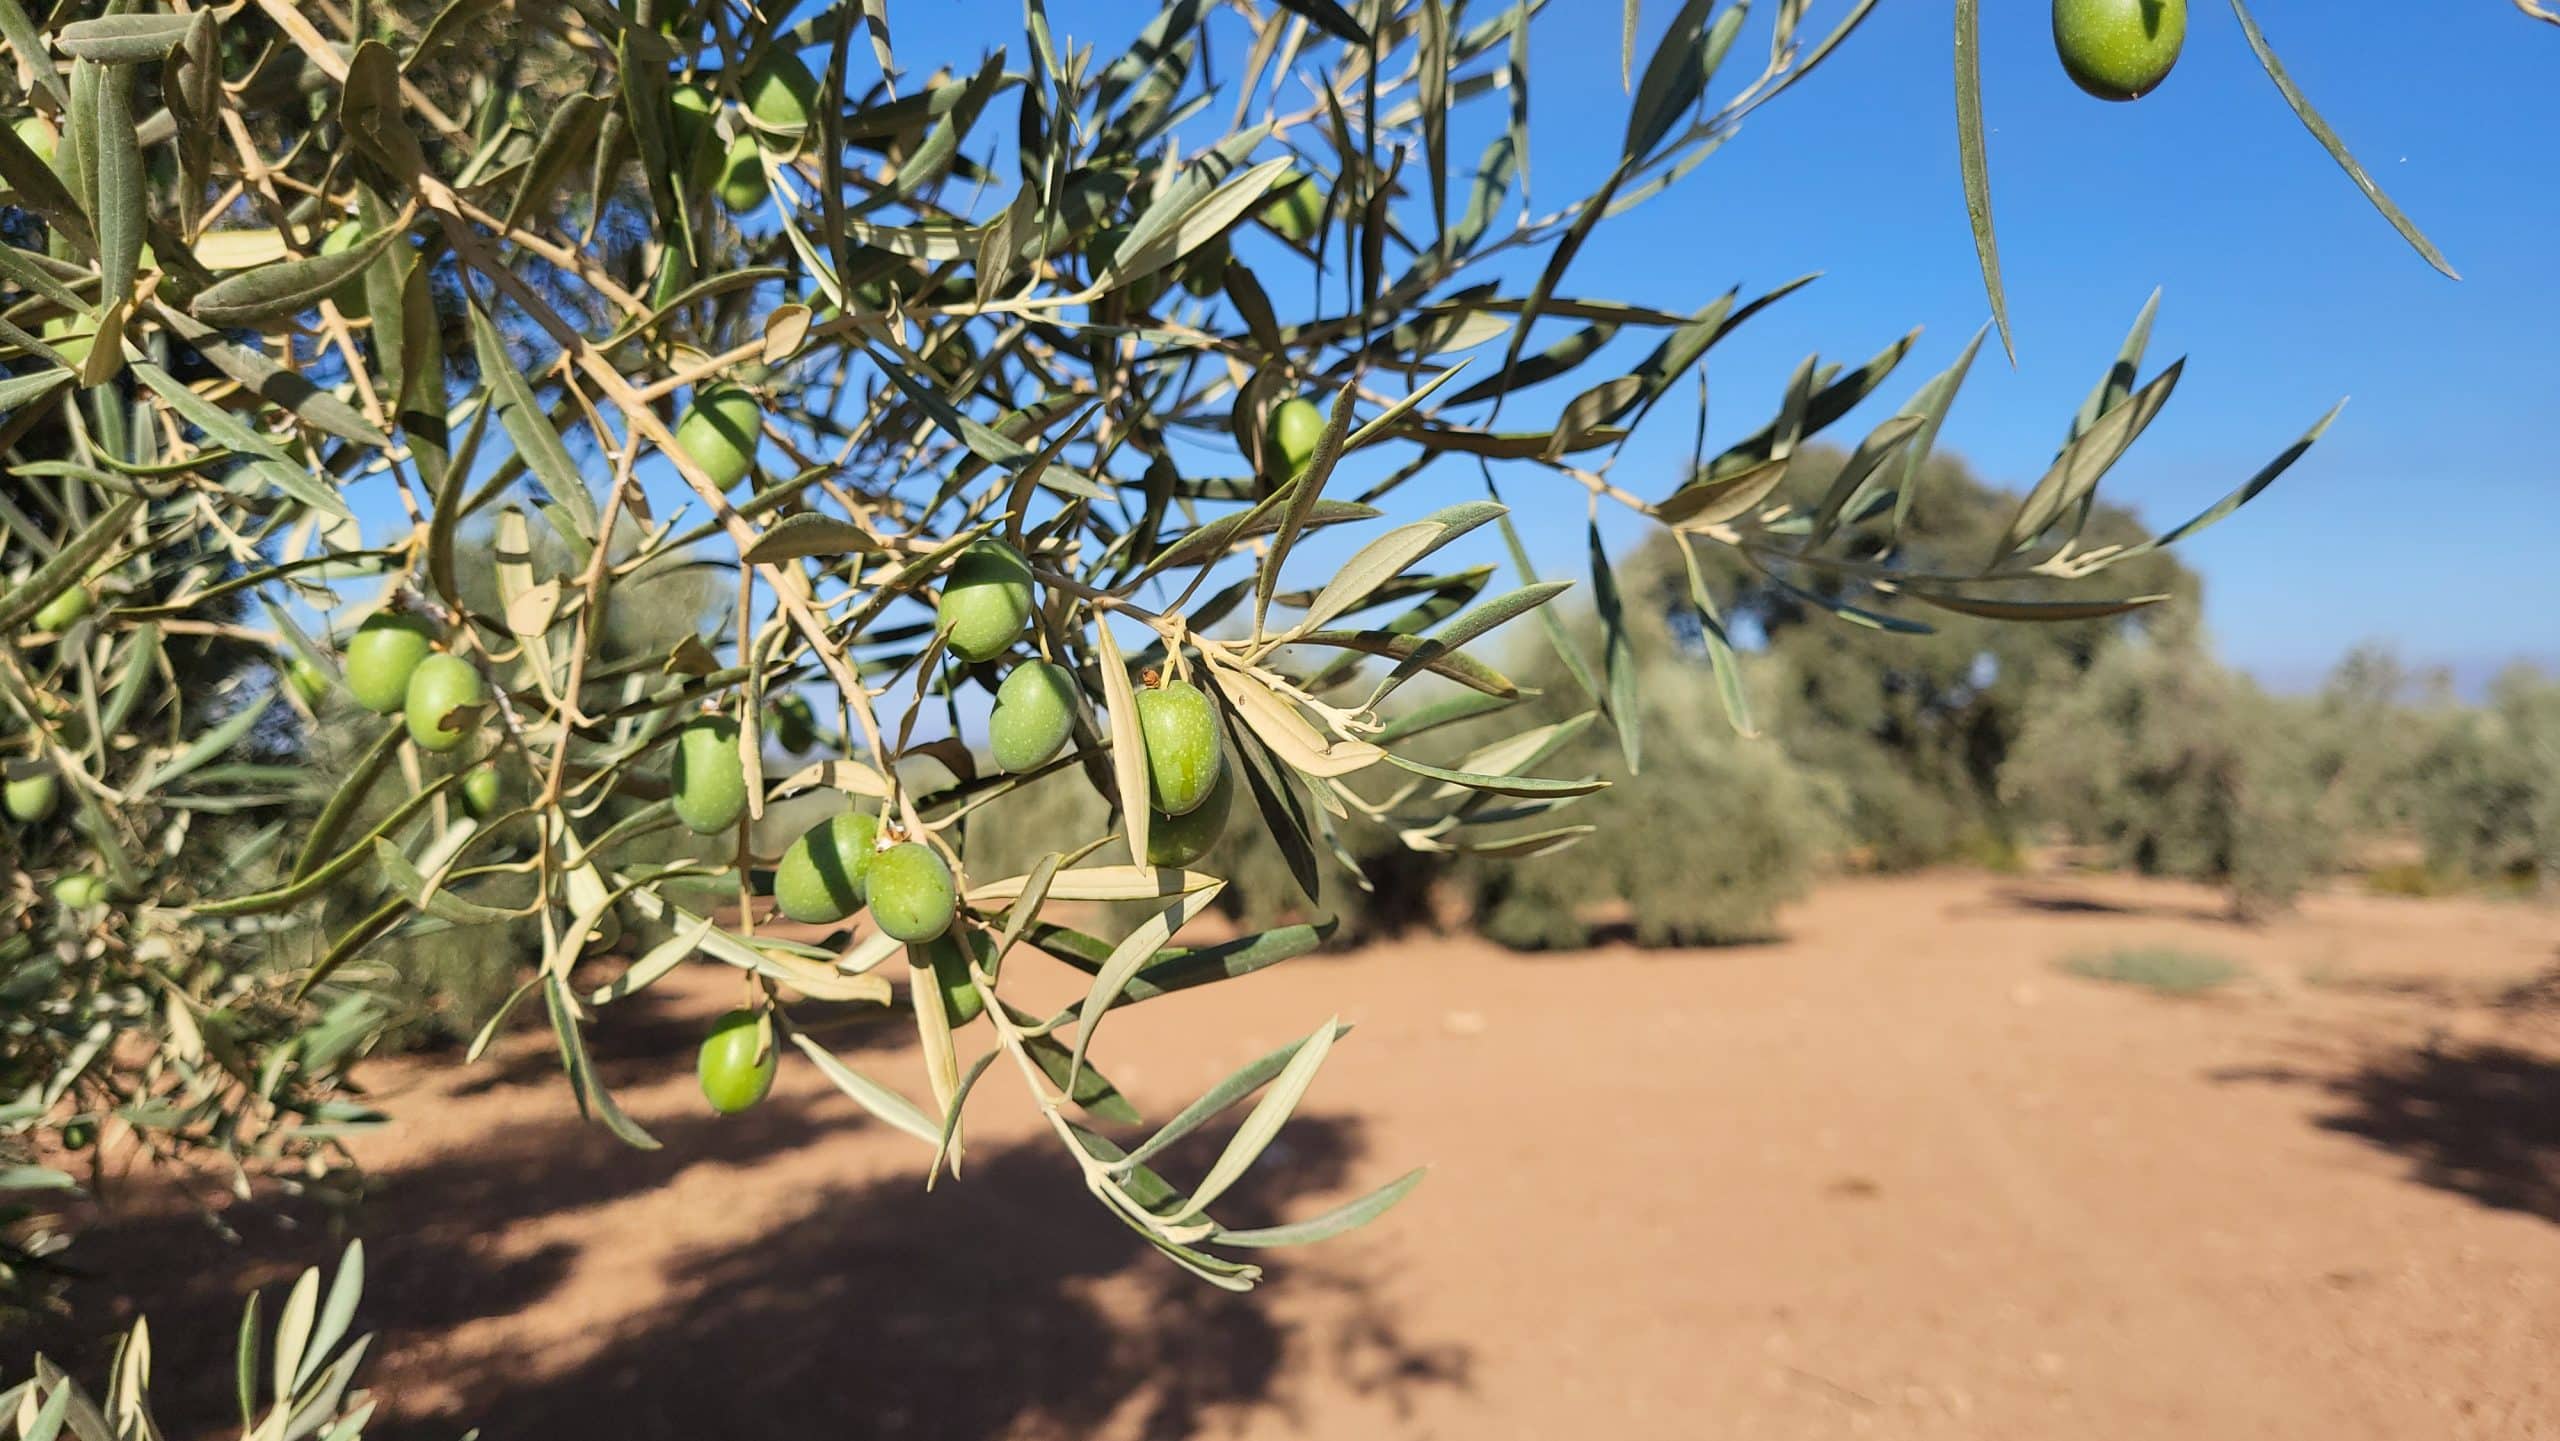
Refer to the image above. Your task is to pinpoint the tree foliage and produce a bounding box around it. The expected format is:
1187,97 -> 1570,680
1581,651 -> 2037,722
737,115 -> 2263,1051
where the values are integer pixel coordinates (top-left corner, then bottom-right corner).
0,0 -> 2342,1307
2003,639 -> 2339,916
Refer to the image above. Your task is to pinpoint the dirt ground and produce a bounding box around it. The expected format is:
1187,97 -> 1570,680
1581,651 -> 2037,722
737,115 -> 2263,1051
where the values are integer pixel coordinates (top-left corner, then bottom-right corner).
28,869 -> 2560,1440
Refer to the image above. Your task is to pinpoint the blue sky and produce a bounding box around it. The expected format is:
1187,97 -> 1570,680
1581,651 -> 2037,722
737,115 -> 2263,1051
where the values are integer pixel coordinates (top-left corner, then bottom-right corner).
373,3 -> 2552,702
848,1 -> 2557,692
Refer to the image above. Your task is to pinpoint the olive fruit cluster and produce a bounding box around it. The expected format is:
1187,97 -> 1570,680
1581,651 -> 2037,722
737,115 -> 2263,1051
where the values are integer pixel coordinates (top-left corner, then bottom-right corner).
342,612 -> 487,753
2052,0 -> 2184,102
666,47 -> 821,219
771,809 -> 957,944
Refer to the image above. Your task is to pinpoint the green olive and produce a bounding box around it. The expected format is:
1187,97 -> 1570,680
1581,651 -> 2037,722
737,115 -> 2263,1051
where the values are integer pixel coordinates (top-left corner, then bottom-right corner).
745,48 -> 821,133
866,840 -> 955,943
716,131 -> 766,212
459,764 -> 506,821
343,611 -> 437,714
926,328 -> 978,384
5,768 -> 59,823
1267,397 -> 1326,481
769,691 -> 818,753
40,313 -> 92,369
935,540 -> 1035,664
774,810 -> 877,924
52,873 -> 104,908
13,114 -> 56,166
697,1008 -> 778,1115
670,715 -> 748,834
669,81 -> 720,187
319,221 -> 369,318
2052,0 -> 2185,102
1082,227 -> 1168,309
1145,761 -> 1234,868
672,382 -> 763,491
989,661 -> 1077,774
402,653 -> 486,753
1135,678 -> 1223,817
1180,236 -> 1230,298
1261,169 -> 1324,244
914,930 -> 991,1027
286,657 -> 332,707
32,583 -> 91,633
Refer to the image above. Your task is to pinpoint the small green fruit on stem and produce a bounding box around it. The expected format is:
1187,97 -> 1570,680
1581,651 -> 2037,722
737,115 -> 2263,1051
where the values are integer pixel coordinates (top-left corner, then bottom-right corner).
1136,677 -> 1224,816
670,716 -> 748,834
345,612 -> 437,714
989,661 -> 1078,773
867,841 -> 956,943
459,764 -> 506,821
1146,761 -> 1234,868
774,811 -> 878,924
745,48 -> 820,133
915,931 -> 991,1026
1267,396 -> 1326,481
32,583 -> 91,633
5,768 -> 59,823
2052,0 -> 2185,102
403,654 -> 486,753
1261,169 -> 1325,243
697,1009 -> 778,1114
770,691 -> 819,753
319,221 -> 370,318
936,540 -> 1035,664
672,382 -> 763,491
716,132 -> 767,212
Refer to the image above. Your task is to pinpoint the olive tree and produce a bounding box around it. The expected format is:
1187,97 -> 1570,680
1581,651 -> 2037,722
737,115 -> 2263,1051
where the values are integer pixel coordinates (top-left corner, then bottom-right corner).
0,0 -> 2358,1310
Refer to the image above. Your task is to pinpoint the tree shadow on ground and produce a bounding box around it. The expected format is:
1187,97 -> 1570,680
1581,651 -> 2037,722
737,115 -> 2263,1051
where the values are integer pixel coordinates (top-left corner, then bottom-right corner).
2215,1039 -> 2560,1226
1981,885 -> 2236,925
30,1084 -> 1467,1441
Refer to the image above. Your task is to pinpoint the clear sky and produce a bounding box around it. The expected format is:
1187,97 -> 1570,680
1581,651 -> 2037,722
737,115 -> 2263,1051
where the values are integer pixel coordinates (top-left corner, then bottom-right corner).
848,1 -> 2557,693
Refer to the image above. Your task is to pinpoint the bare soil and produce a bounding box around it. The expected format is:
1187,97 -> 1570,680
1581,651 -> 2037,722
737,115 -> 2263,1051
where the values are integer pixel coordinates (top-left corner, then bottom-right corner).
30,869 -> 2560,1440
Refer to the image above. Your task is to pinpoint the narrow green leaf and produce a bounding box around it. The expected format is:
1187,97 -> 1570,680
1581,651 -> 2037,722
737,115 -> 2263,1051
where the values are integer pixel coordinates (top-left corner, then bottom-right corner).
468,301 -> 596,541
1170,1014 -> 1338,1222
1270,0 -> 1371,43
542,972 -> 661,1151
2228,0 -> 2455,278
790,1031 -> 943,1148
1115,1024 -> 1351,1174
131,362 -> 352,520
1068,884 -> 1226,1088
740,513 -> 881,563
294,1243 -> 365,1394
2115,401 -> 2345,560
1383,752 -> 1609,798
55,15 -> 197,62
1891,323 -> 1987,538
1590,514 -> 1641,773
1215,1166 -> 1426,1248
191,230 -> 402,326
1953,0 -> 2014,362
